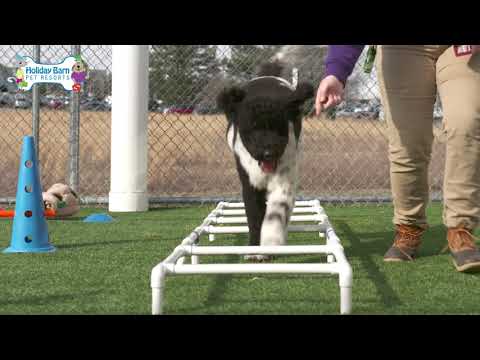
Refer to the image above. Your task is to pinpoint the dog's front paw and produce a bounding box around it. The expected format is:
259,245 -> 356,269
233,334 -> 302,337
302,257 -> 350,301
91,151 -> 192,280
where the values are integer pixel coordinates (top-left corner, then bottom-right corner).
244,254 -> 273,262
260,233 -> 286,247
260,218 -> 287,246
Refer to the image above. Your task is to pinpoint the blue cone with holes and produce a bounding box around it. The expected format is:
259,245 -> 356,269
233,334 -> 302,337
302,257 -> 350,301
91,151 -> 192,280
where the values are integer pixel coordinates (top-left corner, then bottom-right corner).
3,136 -> 55,253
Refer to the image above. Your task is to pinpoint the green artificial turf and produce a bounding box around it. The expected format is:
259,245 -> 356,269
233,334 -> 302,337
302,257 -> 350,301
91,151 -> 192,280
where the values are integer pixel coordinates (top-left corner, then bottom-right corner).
1,204 -> 479,315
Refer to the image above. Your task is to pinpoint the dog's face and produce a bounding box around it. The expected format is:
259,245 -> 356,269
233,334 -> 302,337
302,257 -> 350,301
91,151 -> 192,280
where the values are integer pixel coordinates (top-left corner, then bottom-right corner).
217,79 -> 314,173
236,96 -> 292,172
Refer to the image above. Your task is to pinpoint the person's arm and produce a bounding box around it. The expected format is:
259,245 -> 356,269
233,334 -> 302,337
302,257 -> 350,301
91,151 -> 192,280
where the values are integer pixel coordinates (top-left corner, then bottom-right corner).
324,45 -> 365,85
315,45 -> 366,115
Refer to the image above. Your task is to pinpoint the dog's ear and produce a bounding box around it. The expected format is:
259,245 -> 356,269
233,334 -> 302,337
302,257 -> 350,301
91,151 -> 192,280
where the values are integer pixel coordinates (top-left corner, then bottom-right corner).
289,82 -> 315,107
216,86 -> 246,115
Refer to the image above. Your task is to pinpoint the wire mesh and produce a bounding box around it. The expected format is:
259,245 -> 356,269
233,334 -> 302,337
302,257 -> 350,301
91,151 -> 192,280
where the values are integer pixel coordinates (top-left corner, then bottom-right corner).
0,45 -> 446,205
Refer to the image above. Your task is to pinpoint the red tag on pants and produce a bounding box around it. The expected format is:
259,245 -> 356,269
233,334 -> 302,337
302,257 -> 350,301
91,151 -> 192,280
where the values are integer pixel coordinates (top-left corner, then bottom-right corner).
454,45 -> 472,57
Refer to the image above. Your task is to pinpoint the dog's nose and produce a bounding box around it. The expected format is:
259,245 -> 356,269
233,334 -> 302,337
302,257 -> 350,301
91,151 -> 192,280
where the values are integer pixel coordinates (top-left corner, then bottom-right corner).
263,150 -> 274,161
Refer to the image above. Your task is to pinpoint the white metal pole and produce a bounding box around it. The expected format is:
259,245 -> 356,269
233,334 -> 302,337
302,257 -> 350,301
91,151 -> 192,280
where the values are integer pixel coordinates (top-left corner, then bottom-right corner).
109,45 -> 149,212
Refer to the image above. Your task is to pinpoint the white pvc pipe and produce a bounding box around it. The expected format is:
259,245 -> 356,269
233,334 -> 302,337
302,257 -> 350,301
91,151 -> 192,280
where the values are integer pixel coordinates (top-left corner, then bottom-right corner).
189,245 -> 333,255
166,263 -> 338,275
206,224 -> 325,234
223,202 -> 246,208
223,200 -> 317,208
213,215 -> 325,224
292,214 -> 326,222
292,207 -> 318,213
217,207 -> 318,216
325,226 -> 344,250
151,200 -> 353,315
178,212 -> 218,247
296,200 -> 319,207
213,216 -> 248,224
340,287 -> 352,315
151,264 -> 166,315
216,209 -> 245,215
163,246 -> 188,264
152,288 -> 163,315
109,45 -> 150,212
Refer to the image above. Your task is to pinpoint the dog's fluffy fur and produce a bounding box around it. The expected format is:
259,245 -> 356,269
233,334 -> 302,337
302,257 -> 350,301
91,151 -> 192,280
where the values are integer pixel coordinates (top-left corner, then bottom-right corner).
217,60 -> 314,260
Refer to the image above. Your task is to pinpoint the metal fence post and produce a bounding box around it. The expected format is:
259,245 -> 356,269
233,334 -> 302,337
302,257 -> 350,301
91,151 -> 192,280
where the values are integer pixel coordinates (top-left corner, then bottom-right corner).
32,45 -> 40,157
69,45 -> 81,192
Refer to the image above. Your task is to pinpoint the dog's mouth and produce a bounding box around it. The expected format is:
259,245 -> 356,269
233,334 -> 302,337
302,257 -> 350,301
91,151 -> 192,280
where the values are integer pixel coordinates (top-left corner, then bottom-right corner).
259,160 -> 278,173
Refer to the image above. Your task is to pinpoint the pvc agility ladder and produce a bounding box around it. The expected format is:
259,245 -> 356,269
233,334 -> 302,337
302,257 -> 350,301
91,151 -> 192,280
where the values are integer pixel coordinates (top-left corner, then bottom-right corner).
151,199 -> 352,314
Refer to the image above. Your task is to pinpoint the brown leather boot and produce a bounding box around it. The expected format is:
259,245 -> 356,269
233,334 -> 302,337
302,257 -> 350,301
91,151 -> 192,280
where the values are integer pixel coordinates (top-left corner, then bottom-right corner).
384,224 -> 427,262
446,227 -> 480,273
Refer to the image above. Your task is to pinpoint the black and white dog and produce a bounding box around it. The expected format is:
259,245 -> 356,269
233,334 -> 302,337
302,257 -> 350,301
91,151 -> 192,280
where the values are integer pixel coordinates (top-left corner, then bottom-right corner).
217,61 -> 314,261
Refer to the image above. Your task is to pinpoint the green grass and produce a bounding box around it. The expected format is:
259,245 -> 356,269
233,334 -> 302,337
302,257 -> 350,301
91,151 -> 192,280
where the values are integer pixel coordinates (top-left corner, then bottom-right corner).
1,203 -> 480,315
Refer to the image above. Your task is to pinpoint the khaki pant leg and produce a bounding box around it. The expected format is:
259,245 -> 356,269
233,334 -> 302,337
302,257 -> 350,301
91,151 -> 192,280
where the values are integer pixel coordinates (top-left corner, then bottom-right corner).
437,46 -> 480,229
377,45 -> 440,226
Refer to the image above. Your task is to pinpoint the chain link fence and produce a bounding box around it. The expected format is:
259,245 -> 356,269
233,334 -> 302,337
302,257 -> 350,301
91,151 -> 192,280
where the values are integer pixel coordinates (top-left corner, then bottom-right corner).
0,45 -> 446,206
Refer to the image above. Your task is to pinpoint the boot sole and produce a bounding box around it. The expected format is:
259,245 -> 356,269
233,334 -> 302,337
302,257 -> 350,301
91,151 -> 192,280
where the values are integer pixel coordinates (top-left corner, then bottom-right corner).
454,260 -> 480,273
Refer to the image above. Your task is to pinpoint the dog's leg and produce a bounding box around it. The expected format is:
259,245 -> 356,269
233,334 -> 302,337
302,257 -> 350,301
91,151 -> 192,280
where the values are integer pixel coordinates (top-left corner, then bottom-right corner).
261,182 -> 295,247
236,158 -> 270,262
242,186 -> 266,246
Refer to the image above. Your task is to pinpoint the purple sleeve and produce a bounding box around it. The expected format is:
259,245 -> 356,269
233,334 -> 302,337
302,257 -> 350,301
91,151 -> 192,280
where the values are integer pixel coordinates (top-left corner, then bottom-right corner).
324,45 -> 365,85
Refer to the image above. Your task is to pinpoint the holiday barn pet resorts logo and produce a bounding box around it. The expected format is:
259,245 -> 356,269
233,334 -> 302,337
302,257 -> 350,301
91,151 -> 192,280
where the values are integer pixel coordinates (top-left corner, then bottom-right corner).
7,54 -> 88,92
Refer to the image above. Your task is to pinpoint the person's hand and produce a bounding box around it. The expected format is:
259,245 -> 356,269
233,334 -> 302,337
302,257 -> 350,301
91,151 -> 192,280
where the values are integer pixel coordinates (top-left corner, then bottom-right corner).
315,75 -> 345,116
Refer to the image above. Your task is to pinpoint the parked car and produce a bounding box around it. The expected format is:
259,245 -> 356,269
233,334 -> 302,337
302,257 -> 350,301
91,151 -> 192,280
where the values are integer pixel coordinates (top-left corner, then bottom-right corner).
48,98 -> 64,109
356,105 -> 380,119
104,96 -> 112,111
194,105 -> 218,115
148,99 -> 160,112
335,104 -> 355,119
80,99 -> 109,111
351,102 -> 375,119
0,92 -> 15,107
166,105 -> 194,114
39,96 -> 50,107
14,93 -> 31,109
62,96 -> 70,107
333,100 -> 377,119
